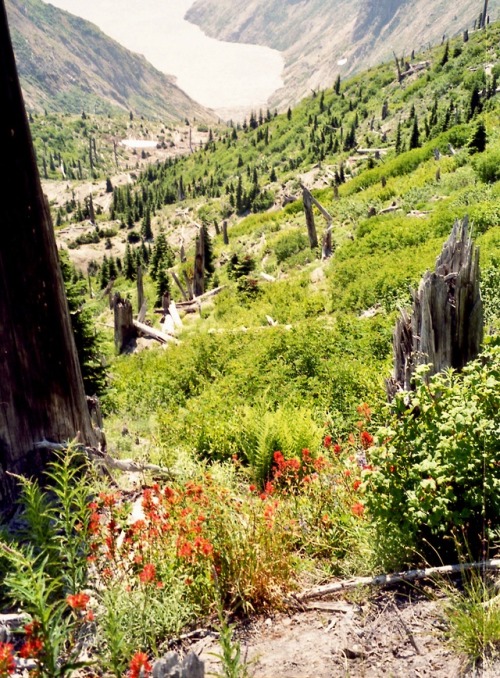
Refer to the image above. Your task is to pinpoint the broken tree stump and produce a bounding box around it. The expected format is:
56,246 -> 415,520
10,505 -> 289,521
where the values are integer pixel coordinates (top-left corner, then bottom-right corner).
112,293 -> 136,354
387,217 -> 483,398
302,184 -> 319,249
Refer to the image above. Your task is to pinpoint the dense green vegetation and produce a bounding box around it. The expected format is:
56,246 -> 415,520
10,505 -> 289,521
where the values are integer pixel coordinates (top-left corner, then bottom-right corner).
3,20 -> 500,674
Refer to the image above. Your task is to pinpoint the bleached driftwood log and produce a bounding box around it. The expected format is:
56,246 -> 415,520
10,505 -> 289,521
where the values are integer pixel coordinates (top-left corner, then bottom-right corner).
387,217 -> 483,397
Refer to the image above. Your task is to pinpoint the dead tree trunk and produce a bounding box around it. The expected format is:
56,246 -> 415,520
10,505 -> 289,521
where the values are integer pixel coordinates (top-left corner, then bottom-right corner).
301,185 -> 319,249
137,264 -> 144,314
481,0 -> 489,28
113,293 -> 136,353
301,183 -> 332,257
193,225 -> 205,297
222,220 -> 229,245
0,0 -> 96,505
387,217 -> 483,398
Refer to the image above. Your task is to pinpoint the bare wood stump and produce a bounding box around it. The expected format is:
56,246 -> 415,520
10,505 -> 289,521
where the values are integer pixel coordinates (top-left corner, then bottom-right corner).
387,217 -> 483,398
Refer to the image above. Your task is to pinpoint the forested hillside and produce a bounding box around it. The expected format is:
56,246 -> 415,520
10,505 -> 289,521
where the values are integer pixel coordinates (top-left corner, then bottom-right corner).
2,18 -> 500,677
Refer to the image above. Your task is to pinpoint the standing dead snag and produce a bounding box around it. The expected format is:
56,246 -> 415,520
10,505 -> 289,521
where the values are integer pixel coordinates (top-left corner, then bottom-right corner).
387,217 -> 483,397
0,0 -> 96,505
193,224 -> 206,297
300,183 -> 334,258
112,293 -> 136,353
301,184 -> 318,250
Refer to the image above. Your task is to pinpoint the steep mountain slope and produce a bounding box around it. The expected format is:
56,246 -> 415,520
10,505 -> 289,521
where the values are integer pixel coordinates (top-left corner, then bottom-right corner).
186,0 -> 500,108
5,0 -> 215,121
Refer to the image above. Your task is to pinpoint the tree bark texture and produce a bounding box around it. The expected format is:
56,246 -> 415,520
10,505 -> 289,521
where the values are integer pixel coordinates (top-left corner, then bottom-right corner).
388,217 -> 483,397
0,0 -> 96,506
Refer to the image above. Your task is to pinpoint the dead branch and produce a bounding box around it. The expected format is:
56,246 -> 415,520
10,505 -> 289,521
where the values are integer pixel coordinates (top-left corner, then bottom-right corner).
294,560 -> 500,602
34,440 -> 175,476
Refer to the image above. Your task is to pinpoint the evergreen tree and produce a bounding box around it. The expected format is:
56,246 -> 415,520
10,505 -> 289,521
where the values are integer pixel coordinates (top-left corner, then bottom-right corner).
440,41 -> 450,67
141,207 -> 153,240
468,85 -> 482,120
155,266 -> 171,307
395,121 -> 402,154
409,115 -> 420,149
59,252 -> 107,396
469,120 -> 487,153
123,243 -> 136,281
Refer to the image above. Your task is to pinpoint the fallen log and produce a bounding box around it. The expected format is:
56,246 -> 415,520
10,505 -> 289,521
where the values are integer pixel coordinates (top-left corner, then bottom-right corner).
294,559 -> 500,602
133,319 -> 178,344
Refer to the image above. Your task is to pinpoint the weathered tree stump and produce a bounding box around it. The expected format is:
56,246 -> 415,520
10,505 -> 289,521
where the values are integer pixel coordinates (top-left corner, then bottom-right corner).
113,293 -> 136,353
387,217 -> 483,398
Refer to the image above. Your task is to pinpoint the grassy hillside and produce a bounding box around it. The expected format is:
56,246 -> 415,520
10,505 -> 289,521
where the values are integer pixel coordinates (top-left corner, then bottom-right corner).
4,19 -> 500,674
6,0 -> 215,121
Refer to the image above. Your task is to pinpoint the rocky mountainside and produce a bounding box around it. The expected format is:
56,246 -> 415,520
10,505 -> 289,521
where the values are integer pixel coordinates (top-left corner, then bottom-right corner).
5,0 -> 215,121
186,0 -> 500,108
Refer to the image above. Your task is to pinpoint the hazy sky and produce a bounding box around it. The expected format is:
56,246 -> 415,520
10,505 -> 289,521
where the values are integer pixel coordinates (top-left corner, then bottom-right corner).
44,0 -> 284,113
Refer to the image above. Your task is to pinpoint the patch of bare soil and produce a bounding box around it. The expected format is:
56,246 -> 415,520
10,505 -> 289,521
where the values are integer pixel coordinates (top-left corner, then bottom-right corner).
184,590 -> 500,678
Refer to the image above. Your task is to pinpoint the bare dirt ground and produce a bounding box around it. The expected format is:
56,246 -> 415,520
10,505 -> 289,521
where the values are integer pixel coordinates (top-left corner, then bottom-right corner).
181,588 -> 499,678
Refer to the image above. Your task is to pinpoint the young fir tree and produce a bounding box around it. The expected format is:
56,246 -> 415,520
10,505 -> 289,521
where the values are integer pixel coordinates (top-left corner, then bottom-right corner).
141,207 -> 153,240
59,255 -> 107,397
409,116 -> 420,149
469,120 -> 487,153
155,266 -> 171,307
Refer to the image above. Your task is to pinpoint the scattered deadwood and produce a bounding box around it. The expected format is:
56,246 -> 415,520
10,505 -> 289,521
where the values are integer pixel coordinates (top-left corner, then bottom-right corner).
356,148 -> 389,156
393,50 -> 431,82
300,182 -> 334,258
171,271 -> 189,301
33,440 -> 175,476
133,319 -> 178,344
387,217 -> 483,397
379,204 -> 401,215
295,559 -> 500,603
174,285 -> 226,308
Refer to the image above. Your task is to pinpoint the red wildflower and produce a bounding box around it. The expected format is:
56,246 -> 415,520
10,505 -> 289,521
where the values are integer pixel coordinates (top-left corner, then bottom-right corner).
19,637 -> 43,659
177,540 -> 193,559
333,444 -> 342,455
129,651 -> 152,678
352,502 -> 365,517
67,592 -> 90,610
353,480 -> 362,491
360,431 -> 374,449
0,642 -> 15,675
357,402 -> 372,420
99,492 -> 118,507
139,563 -> 156,584
249,484 -> 257,492
323,436 -> 332,448
389,465 -> 395,473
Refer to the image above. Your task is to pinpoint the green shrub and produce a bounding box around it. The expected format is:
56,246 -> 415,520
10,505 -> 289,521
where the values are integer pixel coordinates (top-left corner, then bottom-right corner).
365,347 -> 500,568
274,229 -> 310,263
474,148 -> 500,183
